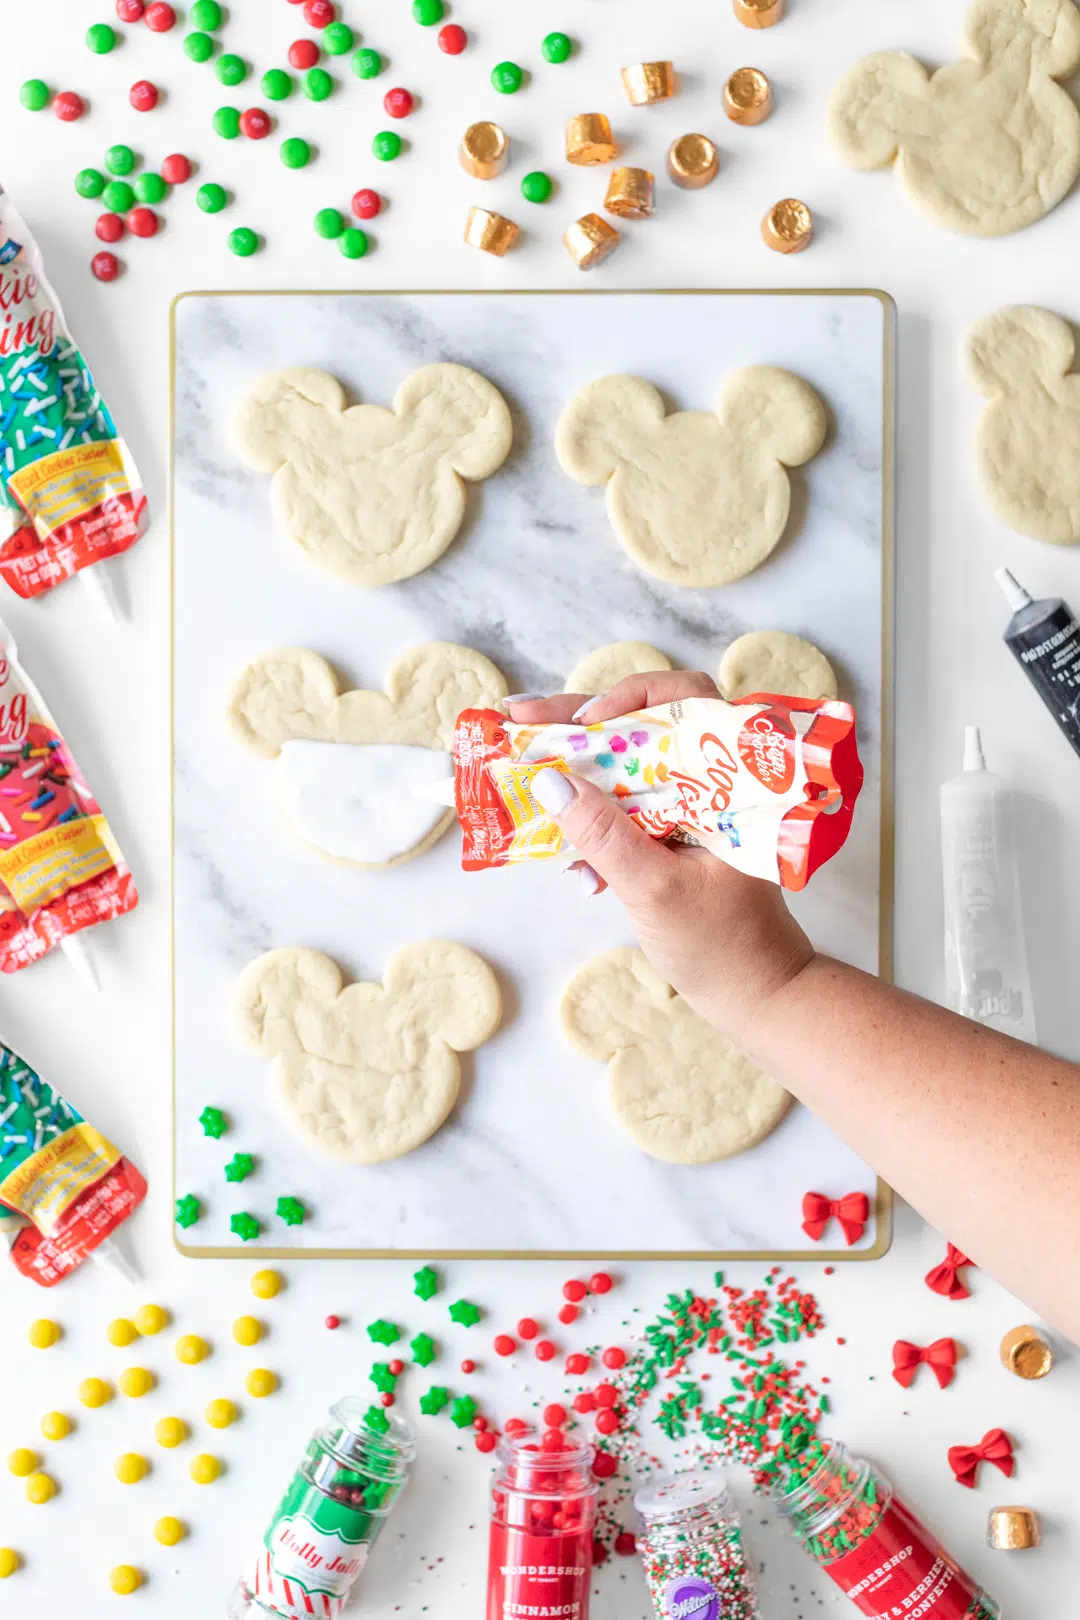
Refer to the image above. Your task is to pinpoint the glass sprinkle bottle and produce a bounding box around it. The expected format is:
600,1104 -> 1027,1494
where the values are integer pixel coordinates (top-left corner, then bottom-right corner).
634,1467 -> 758,1620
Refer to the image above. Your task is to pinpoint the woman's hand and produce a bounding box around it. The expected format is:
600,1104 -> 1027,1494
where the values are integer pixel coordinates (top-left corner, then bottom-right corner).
508,671 -> 815,1038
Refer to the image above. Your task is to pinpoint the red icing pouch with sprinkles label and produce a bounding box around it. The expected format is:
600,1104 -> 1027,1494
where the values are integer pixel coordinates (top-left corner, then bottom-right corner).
486,1431 -> 598,1620
0,184 -> 147,600
452,694 -> 862,891
776,1438 -> 999,1620
0,619 -> 137,972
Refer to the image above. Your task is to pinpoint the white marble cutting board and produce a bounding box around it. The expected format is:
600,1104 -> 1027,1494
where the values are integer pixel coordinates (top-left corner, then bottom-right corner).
171,290 -> 891,1258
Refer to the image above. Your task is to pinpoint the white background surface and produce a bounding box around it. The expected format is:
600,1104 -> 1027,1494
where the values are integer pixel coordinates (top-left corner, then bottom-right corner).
0,1 -> 1077,1616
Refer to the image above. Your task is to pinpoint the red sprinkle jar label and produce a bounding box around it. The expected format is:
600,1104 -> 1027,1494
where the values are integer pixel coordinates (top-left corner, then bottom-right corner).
823,1499 -> 978,1618
487,1526 -> 592,1620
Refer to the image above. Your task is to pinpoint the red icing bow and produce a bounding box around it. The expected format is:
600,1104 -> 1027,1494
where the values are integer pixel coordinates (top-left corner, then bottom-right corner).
891,1337 -> 958,1390
947,1428 -> 1014,1489
925,1242 -> 974,1300
801,1190 -> 869,1246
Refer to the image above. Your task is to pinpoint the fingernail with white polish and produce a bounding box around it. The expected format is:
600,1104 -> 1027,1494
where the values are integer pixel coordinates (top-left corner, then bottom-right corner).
505,692 -> 546,704
578,863 -> 601,897
571,694 -> 604,722
531,767 -> 574,816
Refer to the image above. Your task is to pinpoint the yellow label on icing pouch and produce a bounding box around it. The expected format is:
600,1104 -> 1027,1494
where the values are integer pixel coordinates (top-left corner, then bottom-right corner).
7,441 -> 130,539
0,813 -> 116,911
489,756 -> 568,862
0,1123 -> 120,1234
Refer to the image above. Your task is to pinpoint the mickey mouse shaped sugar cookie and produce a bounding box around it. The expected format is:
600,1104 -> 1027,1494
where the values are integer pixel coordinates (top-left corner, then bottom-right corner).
235,942 -> 502,1164
964,304 -> 1080,542
555,370 -> 826,587
230,364 -> 514,585
565,632 -> 838,702
561,947 -> 789,1163
827,0 -> 1080,236
226,642 -> 508,867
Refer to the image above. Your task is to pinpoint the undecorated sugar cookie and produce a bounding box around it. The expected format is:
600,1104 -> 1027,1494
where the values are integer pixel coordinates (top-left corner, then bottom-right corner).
235,942 -> 502,1163
555,370 -> 826,587
717,630 -> 837,701
230,363 -> 513,585
964,304 -> 1080,542
827,0 -> 1080,237
561,947 -> 789,1163
564,642 -> 671,696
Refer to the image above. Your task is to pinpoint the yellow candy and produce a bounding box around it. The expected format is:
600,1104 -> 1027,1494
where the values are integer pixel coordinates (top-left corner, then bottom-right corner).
109,1565 -> 143,1596
0,1548 -> 21,1579
8,1448 -> 38,1477
189,1453 -> 221,1485
134,1304 -> 169,1336
114,1453 -> 149,1485
175,1334 -> 209,1365
251,1269 -> 283,1300
24,1472 -> 56,1505
27,1318 -> 60,1350
107,1318 -> 138,1348
155,1416 -> 188,1449
245,1368 -> 277,1399
154,1516 -> 186,1548
119,1367 -> 155,1399
205,1398 -> 237,1429
232,1315 -> 263,1347
78,1377 -> 114,1409
40,1412 -> 72,1442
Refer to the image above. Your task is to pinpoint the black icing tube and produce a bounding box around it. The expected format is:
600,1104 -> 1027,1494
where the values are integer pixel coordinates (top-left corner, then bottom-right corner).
997,568 -> 1080,759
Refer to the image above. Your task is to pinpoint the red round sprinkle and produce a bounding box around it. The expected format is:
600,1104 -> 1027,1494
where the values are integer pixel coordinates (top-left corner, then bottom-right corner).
303,0 -> 335,25
836,1336 -> 846,1345
517,1318 -> 539,1341
380,1391 -> 395,1407
161,153 -> 191,184
351,188 -> 381,220
601,1347 -> 626,1370
144,1 -> 175,30
128,206 -> 159,238
594,1382 -> 617,1408
129,80 -> 159,112
542,1403 -> 566,1427
53,92 -> 85,122
91,251 -> 120,282
558,1304 -> 578,1326
493,1334 -> 516,1358
615,1532 -> 637,1556
589,1272 -> 613,1294
573,1392 -> 596,1414
504,1417 -> 527,1436
95,213 -> 125,243
383,87 -> 414,119
438,22 -> 466,54
473,1415 -> 488,1431
592,1452 -> 617,1480
562,1279 -> 587,1303
325,1314 -> 341,1330
534,1340 -> 556,1362
240,107 -> 272,139
475,1429 -> 496,1453
565,1353 -> 590,1376
592,1539 -> 609,1566
459,1358 -> 475,1374
288,39 -> 320,69
595,1408 -> 619,1436
540,1428 -> 565,1453
388,1359 -> 404,1376
824,1266 -> 835,1275
117,0 -> 145,18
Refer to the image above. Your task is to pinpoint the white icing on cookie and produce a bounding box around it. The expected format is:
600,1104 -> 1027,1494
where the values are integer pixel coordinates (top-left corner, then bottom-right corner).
276,740 -> 453,866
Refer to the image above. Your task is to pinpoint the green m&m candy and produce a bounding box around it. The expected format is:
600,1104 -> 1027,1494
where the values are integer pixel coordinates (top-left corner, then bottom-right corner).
102,180 -> 135,213
314,207 -> 345,239
351,47 -> 382,80
521,170 -> 553,204
322,22 -> 354,55
491,61 -> 524,94
190,0 -> 222,28
75,168 -> 106,200
86,22 -> 117,54
261,68 -> 293,101
228,227 -> 260,257
105,143 -> 136,176
213,105 -> 241,138
372,130 -> 401,161
412,0 -> 443,22
20,80 -> 50,112
215,54 -> 248,87
304,67 -> 333,100
134,172 -> 167,205
184,32 -> 214,63
280,137 -> 311,169
339,227 -> 369,259
542,31 -> 572,64
197,182 -> 228,213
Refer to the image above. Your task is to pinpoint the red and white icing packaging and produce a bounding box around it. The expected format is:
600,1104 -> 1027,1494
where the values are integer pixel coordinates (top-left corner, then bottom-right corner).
453,693 -> 863,890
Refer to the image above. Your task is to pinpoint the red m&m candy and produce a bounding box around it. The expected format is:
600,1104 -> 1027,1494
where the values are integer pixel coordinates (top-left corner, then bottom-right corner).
595,1408 -> 619,1436
383,87 -> 414,118
589,1272 -> 614,1294
493,1334 -> 516,1358
303,0 -> 335,25
565,1353 -> 590,1376
516,1318 -> 539,1341
117,0 -> 145,18
558,1304 -> 578,1326
144,1 -> 176,30
602,1347 -> 627,1370
592,1452 -> 617,1479
289,39 -> 320,70
562,1279 -> 587,1303
92,251 -> 120,281
542,1404 -> 566,1427
127,206 -> 159,237
130,79 -> 159,111
240,108 -> 272,139
53,91 -> 85,122
438,23 -> 466,53
162,153 -> 191,184
594,1383 -> 617,1408
351,188 -> 381,220
534,1340 -> 556,1362
95,212 -> 125,243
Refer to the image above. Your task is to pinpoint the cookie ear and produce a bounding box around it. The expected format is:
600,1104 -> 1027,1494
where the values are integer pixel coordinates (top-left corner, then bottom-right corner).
235,947 -> 343,1056
826,50 -> 931,170
384,939 -> 502,1052
555,376 -> 666,486
564,642 -> 673,696
374,643 -> 509,747
967,0 -> 1080,77
964,305 -> 1075,397
717,367 -> 827,468
226,647 -> 343,758
560,948 -> 675,1061
394,362 -> 513,480
230,367 -> 347,474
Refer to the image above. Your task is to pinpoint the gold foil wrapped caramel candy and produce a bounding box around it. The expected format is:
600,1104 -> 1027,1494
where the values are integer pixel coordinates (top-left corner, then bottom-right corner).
987,1507 -> 1040,1551
667,133 -> 719,190
762,198 -> 812,253
621,61 -> 676,106
999,1324 -> 1053,1379
463,207 -> 520,257
459,121 -> 509,180
734,0 -> 784,26
724,67 -> 772,126
565,113 -> 617,165
604,167 -> 654,220
564,213 -> 621,269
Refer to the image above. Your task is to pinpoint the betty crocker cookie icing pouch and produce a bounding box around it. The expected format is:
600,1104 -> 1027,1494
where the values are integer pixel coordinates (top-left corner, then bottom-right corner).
0,184 -> 147,614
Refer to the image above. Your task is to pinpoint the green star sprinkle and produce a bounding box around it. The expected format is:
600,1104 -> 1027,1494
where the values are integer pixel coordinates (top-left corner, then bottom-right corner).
449,1299 -> 481,1327
175,1194 -> 202,1229
367,1319 -> 400,1346
225,1152 -> 255,1183
410,1332 -> 437,1367
370,1362 -> 398,1393
419,1385 -> 450,1416
230,1212 -> 260,1242
450,1395 -> 477,1429
276,1196 -> 307,1226
413,1265 -> 439,1301
199,1106 -> 228,1139
364,1405 -> 391,1435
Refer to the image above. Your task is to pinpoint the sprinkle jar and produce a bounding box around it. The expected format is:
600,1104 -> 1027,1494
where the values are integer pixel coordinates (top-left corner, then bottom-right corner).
230,1399 -> 415,1619
487,1430 -> 598,1620
775,1438 -> 1000,1619
634,1468 -> 758,1620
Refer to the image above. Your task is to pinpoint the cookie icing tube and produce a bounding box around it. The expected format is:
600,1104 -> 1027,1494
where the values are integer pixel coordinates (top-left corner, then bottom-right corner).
996,567 -> 1080,758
